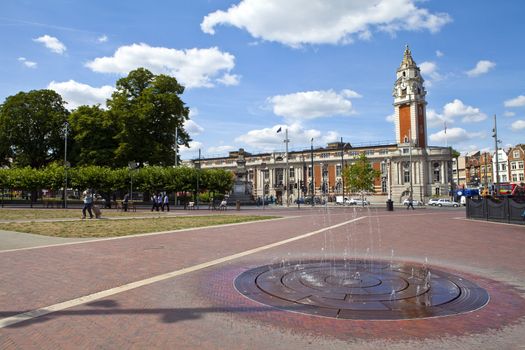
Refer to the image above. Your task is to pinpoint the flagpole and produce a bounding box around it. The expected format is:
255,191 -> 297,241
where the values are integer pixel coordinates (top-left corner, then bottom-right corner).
285,128 -> 290,207
444,121 -> 447,148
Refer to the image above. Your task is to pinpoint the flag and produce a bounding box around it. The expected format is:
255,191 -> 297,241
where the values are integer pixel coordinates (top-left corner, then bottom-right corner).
444,121 -> 447,134
276,127 -> 282,133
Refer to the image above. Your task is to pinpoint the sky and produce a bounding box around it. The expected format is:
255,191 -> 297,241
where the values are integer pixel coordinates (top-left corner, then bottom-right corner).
1,0 -> 524,160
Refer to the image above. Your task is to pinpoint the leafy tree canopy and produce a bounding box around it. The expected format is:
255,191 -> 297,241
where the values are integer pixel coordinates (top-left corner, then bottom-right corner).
107,68 -> 191,167
0,89 -> 69,168
343,153 -> 381,194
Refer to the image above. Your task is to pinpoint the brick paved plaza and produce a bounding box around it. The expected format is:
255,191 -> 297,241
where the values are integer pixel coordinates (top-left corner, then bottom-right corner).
0,207 -> 524,349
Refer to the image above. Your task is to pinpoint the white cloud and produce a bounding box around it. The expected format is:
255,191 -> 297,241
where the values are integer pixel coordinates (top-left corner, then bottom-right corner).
429,127 -> 480,143
425,108 -> 450,128
179,141 -> 204,157
188,108 -> 199,118
466,60 -> 495,77
385,113 -> 395,123
17,57 -> 37,68
86,43 -> 238,88
184,119 -> 204,135
419,61 -> 442,83
33,35 -> 66,54
217,73 -> 241,86
503,111 -> 516,117
235,123 -> 324,151
47,80 -> 115,110
201,0 -> 451,47
98,35 -> 108,43
511,120 -> 525,131
267,89 -> 360,121
322,131 -> 339,143
442,99 -> 486,122
435,50 -> 444,57
207,145 -> 235,155
504,95 -> 525,108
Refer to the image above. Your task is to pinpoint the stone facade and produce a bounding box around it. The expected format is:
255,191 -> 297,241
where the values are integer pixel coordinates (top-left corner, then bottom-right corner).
187,47 -> 453,204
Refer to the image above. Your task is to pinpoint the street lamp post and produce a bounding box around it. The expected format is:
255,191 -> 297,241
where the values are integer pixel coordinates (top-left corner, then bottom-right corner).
310,138 -> 314,207
409,130 -> 413,202
128,161 -> 137,204
196,149 -> 201,209
340,137 -> 345,204
261,162 -> 267,209
492,114 -> 501,195
383,158 -> 393,211
284,128 -> 290,207
63,122 -> 69,208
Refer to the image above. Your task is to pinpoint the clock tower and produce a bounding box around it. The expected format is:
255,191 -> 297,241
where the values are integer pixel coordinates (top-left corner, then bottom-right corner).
393,46 -> 427,148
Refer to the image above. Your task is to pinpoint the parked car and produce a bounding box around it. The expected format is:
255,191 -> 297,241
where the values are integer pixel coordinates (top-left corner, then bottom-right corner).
347,198 -> 370,206
435,198 -> 460,207
304,197 -> 326,205
427,198 -> 441,206
402,199 -> 424,206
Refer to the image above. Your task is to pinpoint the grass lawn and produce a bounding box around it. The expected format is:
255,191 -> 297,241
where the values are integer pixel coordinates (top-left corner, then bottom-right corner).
0,209 -> 173,220
0,215 -> 278,238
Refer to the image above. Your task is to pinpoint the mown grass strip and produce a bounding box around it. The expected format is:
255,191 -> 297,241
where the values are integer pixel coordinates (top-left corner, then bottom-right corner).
0,209 -> 171,221
0,215 -> 278,238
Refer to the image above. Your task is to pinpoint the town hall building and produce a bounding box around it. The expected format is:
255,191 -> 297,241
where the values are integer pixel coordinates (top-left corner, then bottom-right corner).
188,47 -> 453,204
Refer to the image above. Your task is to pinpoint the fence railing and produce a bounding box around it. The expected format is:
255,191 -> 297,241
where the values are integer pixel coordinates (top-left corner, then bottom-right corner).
466,197 -> 525,225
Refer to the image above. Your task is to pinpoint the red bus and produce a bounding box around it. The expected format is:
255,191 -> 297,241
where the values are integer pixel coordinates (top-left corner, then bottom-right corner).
498,183 -> 516,196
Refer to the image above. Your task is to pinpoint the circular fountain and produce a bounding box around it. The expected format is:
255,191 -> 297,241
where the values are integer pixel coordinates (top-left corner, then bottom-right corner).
234,259 -> 489,320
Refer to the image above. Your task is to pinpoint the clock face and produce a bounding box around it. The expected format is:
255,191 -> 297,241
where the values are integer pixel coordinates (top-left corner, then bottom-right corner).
400,80 -> 407,89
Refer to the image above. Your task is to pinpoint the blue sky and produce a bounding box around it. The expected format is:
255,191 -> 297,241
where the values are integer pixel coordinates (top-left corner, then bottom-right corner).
1,0 -> 524,160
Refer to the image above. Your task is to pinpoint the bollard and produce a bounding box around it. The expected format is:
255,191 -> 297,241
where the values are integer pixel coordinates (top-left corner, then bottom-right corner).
236,200 -> 240,211
386,199 -> 394,211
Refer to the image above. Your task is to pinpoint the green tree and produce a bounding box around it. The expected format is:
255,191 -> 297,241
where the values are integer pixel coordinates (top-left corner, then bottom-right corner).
201,169 -> 234,198
343,153 -> 381,202
68,105 -> 119,166
107,68 -> 191,167
0,90 -> 69,168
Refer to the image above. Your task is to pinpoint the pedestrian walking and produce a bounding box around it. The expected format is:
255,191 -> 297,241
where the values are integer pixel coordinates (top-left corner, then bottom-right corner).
123,193 -> 129,212
163,194 -> 170,212
156,193 -> 163,211
82,190 -> 94,219
151,194 -> 157,211
406,198 -> 415,210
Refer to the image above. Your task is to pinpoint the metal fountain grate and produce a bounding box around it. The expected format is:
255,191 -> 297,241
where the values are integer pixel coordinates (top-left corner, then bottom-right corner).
234,259 -> 489,320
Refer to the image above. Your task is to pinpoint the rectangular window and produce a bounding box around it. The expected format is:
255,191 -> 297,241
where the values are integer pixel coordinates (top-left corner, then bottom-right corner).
520,173 -> 524,181
519,162 -> 524,169
512,174 -> 518,182
435,188 -> 440,196
289,167 -> 295,178
501,163 -> 507,171
511,162 -> 517,170
402,148 -> 409,154
381,179 -> 387,193
308,167 -> 312,177
514,151 -> 520,158
404,171 -> 410,184
501,175 -> 507,182
433,170 -> 440,183
336,164 -> 341,177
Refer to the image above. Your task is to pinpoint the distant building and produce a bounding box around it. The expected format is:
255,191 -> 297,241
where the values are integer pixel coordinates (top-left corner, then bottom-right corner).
508,144 -> 525,184
188,47 -> 453,203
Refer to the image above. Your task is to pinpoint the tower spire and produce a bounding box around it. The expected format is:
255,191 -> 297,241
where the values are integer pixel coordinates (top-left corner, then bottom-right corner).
399,44 -> 416,70
393,46 -> 427,148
